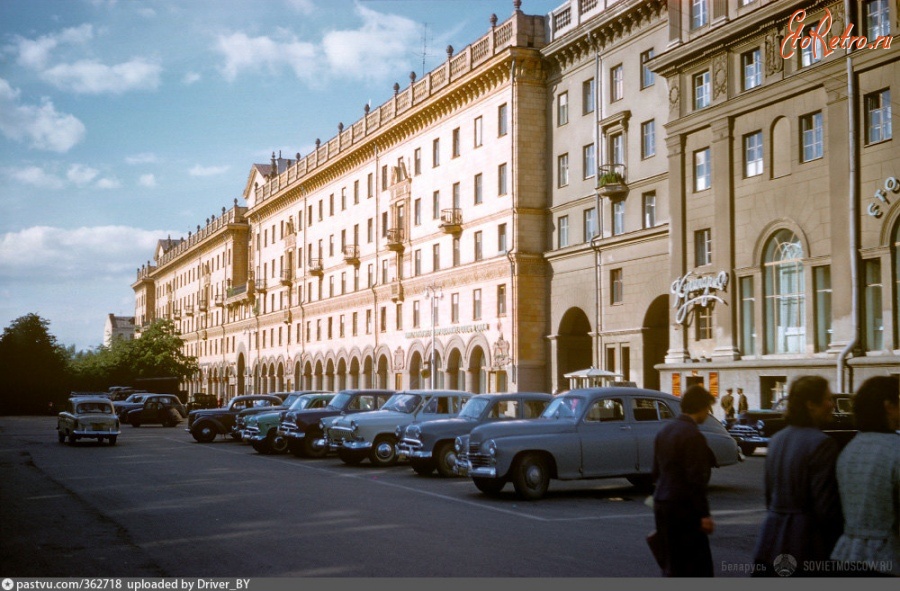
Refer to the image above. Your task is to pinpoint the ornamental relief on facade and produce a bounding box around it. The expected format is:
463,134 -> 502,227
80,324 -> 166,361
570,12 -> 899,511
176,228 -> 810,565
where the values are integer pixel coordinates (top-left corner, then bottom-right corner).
712,53 -> 727,100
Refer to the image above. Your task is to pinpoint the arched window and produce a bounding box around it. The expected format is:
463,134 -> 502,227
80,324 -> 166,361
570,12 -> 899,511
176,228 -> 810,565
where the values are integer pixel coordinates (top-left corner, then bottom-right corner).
764,230 -> 805,354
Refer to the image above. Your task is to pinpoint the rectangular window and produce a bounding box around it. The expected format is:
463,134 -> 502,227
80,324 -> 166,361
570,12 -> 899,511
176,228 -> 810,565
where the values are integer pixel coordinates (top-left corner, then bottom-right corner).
473,289 -> 482,321
381,211 -> 388,238
610,64 -> 624,101
642,192 -> 656,228
414,249 -> 422,276
800,112 -> 823,162
396,303 -> 403,331
339,314 -> 345,338
691,0 -> 708,29
367,173 -> 373,198
414,148 -> 421,175
744,131 -> 763,177
695,306 -> 713,340
497,284 -> 507,316
452,127 -> 461,158
742,48 -> 762,90
558,153 -> 569,187
352,312 -> 358,336
864,259 -> 883,350
433,244 -> 441,272
583,78 -> 595,114
583,144 -> 596,179
366,309 -> 372,334
498,223 -> 507,254
693,71 -> 710,109
381,165 -> 388,190
694,148 -> 711,191
866,0 -> 890,39
367,218 -> 373,243
380,306 -> 387,333
340,188 -> 346,211
613,200 -> 625,236
611,268 -> 623,304
640,49 -> 655,88
558,215 -> 569,248
814,266 -> 832,352
414,198 -> 422,225
557,92 -> 568,126
353,180 -> 360,204
367,264 -> 374,288
474,173 -> 483,205
413,300 -> 420,328
865,89 -> 892,144
452,236 -> 460,267
474,116 -> 483,147
474,231 -> 483,261
584,208 -> 597,241
451,293 -> 459,323
432,138 -> 440,167
641,120 -> 656,159
740,276 -> 756,355
695,229 -> 712,267
498,103 -> 508,137
432,191 -> 440,220
381,259 -> 388,284
498,163 -> 508,196
801,24 -> 825,66
609,133 -> 624,166
452,182 -> 461,209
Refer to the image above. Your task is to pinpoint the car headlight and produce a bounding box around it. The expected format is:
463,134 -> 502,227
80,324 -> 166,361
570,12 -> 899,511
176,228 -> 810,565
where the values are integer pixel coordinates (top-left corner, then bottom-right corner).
407,424 -> 421,439
395,425 -> 403,438
756,420 -> 765,431
454,436 -> 463,453
318,419 -> 326,431
485,439 -> 497,457
349,420 -> 358,435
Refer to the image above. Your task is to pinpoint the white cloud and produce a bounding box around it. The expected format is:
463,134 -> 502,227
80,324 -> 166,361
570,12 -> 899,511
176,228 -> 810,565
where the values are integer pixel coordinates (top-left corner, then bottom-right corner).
215,31 -> 316,82
321,5 -> 419,81
125,152 -> 158,165
96,177 -> 122,189
137,7 -> 156,18
66,164 -> 99,186
12,24 -> 94,70
8,165 -> 64,189
183,72 -> 201,85
138,173 -> 156,187
40,58 -> 162,95
0,78 -> 86,152
285,0 -> 315,14
189,164 -> 230,177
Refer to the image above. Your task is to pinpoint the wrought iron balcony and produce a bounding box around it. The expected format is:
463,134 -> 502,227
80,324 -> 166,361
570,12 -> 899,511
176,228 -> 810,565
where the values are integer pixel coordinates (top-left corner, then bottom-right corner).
198,298 -> 208,312
214,294 -> 224,307
597,163 -> 628,198
439,208 -> 463,233
280,269 -> 293,286
386,228 -> 405,251
184,304 -> 194,317
342,244 -> 360,265
309,258 -> 324,276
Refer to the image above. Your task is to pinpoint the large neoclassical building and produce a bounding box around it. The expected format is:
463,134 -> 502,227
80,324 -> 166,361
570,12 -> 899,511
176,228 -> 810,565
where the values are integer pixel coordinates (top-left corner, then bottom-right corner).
134,0 -> 899,405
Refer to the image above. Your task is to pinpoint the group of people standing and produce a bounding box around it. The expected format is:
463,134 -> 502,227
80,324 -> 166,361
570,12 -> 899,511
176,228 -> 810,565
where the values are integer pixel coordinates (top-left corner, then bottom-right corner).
650,375 -> 899,577
720,387 -> 748,424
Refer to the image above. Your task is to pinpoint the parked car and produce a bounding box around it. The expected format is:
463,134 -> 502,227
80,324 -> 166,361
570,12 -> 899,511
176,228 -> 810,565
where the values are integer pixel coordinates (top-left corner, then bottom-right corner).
244,392 -> 334,454
321,390 -> 472,467
460,387 -> 741,501
186,395 -> 284,443
280,389 -> 395,458
57,396 -> 120,445
233,391 -> 309,441
397,392 -> 553,477
125,394 -> 188,427
187,393 -> 219,412
727,393 -> 855,455
114,392 -> 155,420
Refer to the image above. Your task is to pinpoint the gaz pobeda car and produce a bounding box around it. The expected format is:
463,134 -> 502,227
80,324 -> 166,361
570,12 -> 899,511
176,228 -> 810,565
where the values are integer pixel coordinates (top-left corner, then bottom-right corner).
244,392 -> 334,454
320,390 -> 472,467
397,392 -> 553,477
460,387 -> 741,500
57,396 -> 121,445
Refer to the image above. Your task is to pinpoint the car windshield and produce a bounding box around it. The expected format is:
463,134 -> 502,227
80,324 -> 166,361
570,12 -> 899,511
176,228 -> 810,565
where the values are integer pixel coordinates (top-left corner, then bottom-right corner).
327,392 -> 353,410
541,396 -> 585,419
458,398 -> 490,419
290,396 -> 315,410
383,394 -> 423,414
77,403 -> 113,414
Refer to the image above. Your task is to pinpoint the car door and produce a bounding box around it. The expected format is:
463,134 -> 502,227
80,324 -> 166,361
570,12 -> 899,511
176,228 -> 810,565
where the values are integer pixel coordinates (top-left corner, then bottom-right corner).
141,397 -> 162,423
630,397 -> 676,472
578,396 -> 638,477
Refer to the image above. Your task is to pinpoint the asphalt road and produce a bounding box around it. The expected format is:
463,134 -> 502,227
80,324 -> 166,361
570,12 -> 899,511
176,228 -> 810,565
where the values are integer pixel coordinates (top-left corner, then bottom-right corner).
1,416 -> 769,578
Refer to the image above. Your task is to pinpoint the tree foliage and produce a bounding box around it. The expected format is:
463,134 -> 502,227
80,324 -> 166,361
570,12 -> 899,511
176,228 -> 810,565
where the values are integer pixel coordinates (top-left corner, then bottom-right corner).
0,314 -> 70,414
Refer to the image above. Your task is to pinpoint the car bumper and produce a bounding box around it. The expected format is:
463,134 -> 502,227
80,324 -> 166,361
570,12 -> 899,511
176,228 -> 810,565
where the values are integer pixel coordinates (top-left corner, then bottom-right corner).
341,440 -> 372,451
73,428 -> 119,437
281,428 -> 305,440
469,466 -> 498,478
455,458 -> 470,477
396,441 -> 430,459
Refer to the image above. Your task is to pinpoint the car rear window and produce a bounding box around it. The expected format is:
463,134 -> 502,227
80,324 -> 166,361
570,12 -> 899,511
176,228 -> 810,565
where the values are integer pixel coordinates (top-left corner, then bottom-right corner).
632,398 -> 674,421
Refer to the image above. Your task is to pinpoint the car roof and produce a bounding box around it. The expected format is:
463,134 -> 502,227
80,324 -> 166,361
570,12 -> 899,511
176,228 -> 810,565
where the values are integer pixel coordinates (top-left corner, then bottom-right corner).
564,387 -> 680,402
395,389 -> 471,395
73,397 -> 115,404
470,392 -> 553,400
337,389 -> 395,395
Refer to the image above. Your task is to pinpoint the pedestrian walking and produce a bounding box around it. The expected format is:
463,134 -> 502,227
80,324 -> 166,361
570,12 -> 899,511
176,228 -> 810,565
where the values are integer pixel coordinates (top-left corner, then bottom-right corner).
651,385 -> 717,577
830,375 -> 899,576
737,388 -> 748,414
752,375 -> 843,577
720,388 -> 735,426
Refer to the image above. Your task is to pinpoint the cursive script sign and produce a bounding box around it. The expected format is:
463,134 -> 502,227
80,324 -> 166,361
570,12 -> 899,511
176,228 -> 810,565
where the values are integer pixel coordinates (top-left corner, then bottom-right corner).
671,271 -> 729,325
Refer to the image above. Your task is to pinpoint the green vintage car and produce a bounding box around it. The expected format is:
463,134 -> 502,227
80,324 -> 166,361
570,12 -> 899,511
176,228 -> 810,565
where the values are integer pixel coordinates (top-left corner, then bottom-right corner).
57,396 -> 121,445
245,392 -> 334,454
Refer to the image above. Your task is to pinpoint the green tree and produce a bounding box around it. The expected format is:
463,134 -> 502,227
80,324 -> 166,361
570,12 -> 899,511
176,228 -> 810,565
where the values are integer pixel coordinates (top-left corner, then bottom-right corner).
0,314 -> 71,414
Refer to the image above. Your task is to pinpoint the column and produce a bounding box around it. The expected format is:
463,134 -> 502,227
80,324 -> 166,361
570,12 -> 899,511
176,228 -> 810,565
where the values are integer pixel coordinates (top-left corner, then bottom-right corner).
665,133 -> 689,363
710,116 -> 740,360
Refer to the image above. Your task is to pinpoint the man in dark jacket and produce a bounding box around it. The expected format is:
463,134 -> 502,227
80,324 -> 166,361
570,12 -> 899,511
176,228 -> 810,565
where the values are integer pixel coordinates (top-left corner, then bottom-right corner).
652,385 -> 717,577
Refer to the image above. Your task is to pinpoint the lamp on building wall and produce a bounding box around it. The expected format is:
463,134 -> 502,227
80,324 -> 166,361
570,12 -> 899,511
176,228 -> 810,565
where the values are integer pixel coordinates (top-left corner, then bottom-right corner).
424,283 -> 443,390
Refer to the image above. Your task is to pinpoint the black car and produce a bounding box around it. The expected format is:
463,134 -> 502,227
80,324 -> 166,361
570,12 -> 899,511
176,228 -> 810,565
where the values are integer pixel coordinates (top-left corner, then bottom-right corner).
396,392 -> 553,477
727,393 -> 855,455
279,389 -> 395,458
186,394 -> 284,443
125,394 -> 187,427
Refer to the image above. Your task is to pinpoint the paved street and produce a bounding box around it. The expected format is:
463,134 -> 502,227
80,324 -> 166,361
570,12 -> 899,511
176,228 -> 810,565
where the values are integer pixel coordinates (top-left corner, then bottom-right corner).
1,416 -> 768,578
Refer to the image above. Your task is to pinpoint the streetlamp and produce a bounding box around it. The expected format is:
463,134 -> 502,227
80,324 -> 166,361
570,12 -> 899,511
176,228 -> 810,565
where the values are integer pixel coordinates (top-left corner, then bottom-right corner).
424,283 -> 443,390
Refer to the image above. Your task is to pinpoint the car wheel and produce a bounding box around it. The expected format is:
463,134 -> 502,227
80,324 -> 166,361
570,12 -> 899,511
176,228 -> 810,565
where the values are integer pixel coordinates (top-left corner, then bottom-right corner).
108,436 -> 117,446
163,408 -> 179,428
473,477 -> 506,496
251,438 -> 271,454
57,430 -> 65,443
68,432 -> 77,445
338,448 -> 365,465
626,475 -> 654,492
435,441 -> 458,478
230,432 -> 242,441
288,439 -> 306,458
739,443 -> 756,456
131,418 -> 141,427
301,430 -> 327,459
269,432 -> 288,454
410,458 -> 435,476
192,422 -> 217,443
369,435 -> 399,467
512,453 -> 550,501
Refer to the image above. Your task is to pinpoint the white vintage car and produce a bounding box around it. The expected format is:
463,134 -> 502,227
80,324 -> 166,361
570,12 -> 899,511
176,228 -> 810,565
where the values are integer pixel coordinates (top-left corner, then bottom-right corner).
57,396 -> 121,445
320,389 -> 472,467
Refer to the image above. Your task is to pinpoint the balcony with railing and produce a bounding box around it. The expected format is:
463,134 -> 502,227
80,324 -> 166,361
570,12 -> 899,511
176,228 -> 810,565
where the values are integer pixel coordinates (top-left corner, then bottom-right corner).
280,269 -> 293,286
198,298 -> 209,312
172,305 -> 181,320
184,303 -> 194,317
390,281 -> 404,302
214,294 -> 225,307
386,228 -> 405,252
597,163 -> 629,198
226,283 -> 251,306
439,208 -> 463,233
342,244 -> 360,265
282,310 -> 292,324
309,258 -> 324,276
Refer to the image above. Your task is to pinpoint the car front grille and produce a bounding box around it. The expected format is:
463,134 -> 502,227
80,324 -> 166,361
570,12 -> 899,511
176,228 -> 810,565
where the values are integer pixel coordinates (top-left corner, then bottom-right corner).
468,443 -> 493,469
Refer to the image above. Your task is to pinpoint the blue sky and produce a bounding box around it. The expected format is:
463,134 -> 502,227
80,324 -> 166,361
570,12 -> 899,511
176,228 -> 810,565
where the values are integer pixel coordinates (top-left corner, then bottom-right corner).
0,0 -> 561,351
